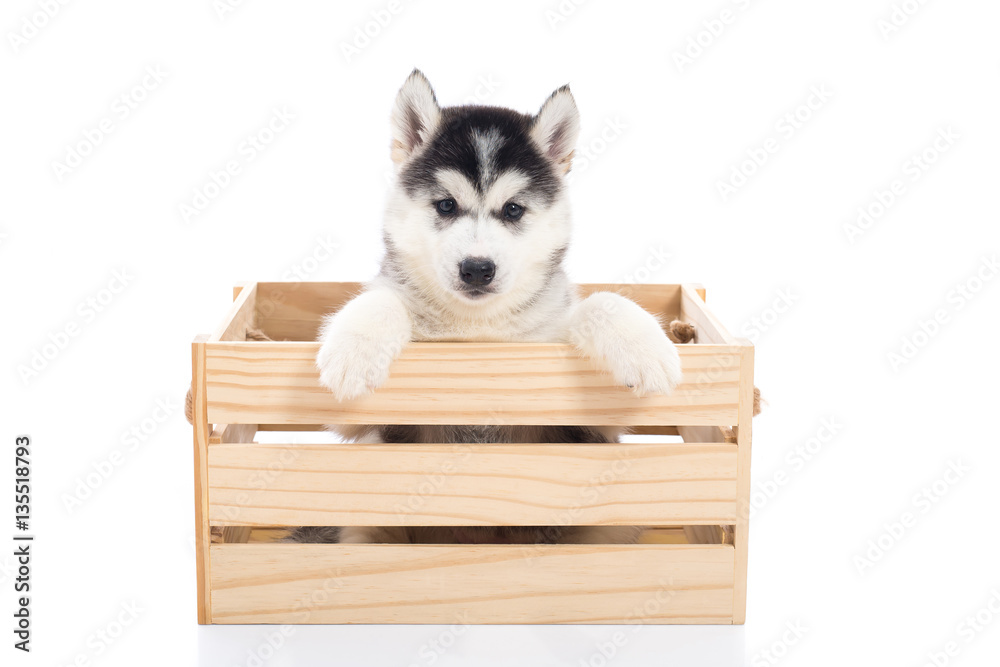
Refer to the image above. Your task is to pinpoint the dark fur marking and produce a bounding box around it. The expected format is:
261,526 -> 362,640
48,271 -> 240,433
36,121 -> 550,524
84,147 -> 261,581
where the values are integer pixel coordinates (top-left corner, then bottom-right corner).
488,209 -> 526,234
400,106 -> 561,209
380,425 -> 421,443
403,105 -> 424,151
537,425 -> 612,444
547,244 -> 569,274
285,526 -> 340,543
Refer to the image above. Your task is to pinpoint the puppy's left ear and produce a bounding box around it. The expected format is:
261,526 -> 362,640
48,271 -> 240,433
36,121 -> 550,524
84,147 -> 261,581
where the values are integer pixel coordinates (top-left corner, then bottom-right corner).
391,69 -> 442,166
531,85 -> 580,175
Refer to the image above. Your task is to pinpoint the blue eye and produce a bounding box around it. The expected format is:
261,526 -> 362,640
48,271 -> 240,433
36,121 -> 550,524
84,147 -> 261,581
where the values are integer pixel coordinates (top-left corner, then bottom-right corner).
504,202 -> 524,221
436,199 -> 456,214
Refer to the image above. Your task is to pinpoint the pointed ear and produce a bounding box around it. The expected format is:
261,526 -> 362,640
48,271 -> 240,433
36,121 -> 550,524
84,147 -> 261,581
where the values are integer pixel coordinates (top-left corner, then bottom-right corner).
390,69 -> 442,165
531,85 -> 580,174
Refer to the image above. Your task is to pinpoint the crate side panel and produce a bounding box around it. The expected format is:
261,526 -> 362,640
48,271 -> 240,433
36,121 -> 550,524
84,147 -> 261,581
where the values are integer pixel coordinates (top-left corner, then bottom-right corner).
210,543 -> 735,624
207,442 -> 739,527
252,283 -> 683,342
733,341 -> 754,624
577,283 -> 683,322
204,342 -> 740,426
255,282 -> 363,341
211,283 -> 258,342
192,336 -> 212,623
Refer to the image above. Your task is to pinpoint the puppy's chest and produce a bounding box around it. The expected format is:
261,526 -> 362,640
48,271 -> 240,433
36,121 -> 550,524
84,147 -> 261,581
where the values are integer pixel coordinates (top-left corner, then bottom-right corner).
409,310 -> 568,342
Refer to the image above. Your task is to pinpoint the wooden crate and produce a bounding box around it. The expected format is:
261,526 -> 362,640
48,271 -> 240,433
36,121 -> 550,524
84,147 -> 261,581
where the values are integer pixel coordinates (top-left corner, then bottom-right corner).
191,282 -> 754,624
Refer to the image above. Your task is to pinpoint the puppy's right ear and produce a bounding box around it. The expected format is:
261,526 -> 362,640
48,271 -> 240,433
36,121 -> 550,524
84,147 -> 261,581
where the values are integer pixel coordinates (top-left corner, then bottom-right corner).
531,85 -> 580,175
390,69 -> 441,165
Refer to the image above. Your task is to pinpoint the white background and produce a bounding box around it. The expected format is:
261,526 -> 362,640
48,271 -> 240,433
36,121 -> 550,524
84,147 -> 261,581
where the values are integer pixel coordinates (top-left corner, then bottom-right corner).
3,1 -> 999,665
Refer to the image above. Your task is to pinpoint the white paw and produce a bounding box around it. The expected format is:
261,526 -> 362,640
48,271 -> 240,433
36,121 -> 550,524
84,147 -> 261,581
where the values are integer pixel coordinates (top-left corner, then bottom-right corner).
569,292 -> 683,397
316,331 -> 399,402
607,326 -> 683,397
314,289 -> 411,402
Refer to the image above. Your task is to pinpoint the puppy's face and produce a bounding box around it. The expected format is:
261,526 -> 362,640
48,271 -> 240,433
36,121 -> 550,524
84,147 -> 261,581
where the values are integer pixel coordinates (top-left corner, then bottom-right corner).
382,71 -> 580,310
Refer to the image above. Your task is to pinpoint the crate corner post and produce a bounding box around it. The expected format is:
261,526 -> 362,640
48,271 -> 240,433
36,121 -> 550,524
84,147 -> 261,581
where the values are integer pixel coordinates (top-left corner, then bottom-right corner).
732,336 -> 754,624
191,333 -> 212,625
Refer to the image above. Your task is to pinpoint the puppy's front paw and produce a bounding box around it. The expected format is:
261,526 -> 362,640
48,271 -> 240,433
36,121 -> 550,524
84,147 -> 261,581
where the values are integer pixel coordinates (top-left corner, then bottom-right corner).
314,289 -> 412,402
610,327 -> 683,397
316,331 -> 399,402
570,292 -> 683,397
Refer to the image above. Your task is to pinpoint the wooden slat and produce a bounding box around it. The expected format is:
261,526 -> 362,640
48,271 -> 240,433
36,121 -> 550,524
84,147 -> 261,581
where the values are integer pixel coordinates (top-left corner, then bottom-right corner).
683,525 -> 726,545
207,442 -> 738,527
191,335 -> 212,624
680,284 -> 736,345
204,342 -> 740,426
677,425 -> 728,443
208,422 -> 259,546
254,424 -> 325,432
251,282 -> 683,342
210,543 -> 735,624
260,425 -> 690,436
220,527 -> 253,544
627,426 -> 680,436
577,283 -> 682,322
254,282 -> 363,341
211,282 -> 258,342
732,340 -> 754,624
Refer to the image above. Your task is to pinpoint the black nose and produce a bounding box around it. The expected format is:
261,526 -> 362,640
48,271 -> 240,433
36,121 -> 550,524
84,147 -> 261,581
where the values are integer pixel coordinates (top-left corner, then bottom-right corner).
459,258 -> 496,286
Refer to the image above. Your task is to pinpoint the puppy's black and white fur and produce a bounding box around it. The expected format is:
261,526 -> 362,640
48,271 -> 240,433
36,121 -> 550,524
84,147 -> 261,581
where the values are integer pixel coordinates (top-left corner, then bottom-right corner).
292,70 -> 682,545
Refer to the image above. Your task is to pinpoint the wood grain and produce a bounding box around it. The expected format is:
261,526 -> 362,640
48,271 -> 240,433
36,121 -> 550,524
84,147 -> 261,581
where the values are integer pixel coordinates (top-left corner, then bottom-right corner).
680,285 -> 736,345
251,282 -> 684,341
677,425 -> 728,444
254,282 -> 363,341
220,527 -> 253,544
195,281 -> 754,625
204,342 -> 741,426
626,426 -> 680,436
210,543 -> 736,624
578,283 -> 683,322
191,335 -> 212,624
207,442 -> 738,527
208,423 -> 257,445
212,282 -> 257,342
732,340 -> 754,624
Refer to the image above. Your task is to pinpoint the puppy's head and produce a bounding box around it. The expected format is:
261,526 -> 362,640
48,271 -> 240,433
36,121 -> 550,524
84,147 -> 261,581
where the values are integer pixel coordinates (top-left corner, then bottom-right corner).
382,70 -> 580,310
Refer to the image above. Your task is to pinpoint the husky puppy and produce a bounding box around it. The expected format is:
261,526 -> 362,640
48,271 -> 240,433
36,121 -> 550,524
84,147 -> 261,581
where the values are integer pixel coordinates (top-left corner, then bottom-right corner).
295,70 -> 682,545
